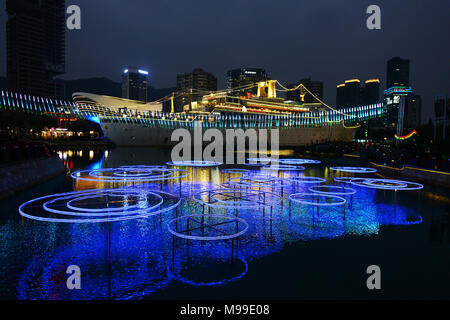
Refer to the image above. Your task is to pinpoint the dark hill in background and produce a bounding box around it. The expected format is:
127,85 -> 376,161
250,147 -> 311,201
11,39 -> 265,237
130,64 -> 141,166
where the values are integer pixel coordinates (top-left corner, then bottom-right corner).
0,76 -> 176,102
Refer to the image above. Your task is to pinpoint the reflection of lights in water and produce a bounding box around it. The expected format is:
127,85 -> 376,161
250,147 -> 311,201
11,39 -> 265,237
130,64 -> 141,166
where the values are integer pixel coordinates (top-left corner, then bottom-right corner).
17,223 -> 172,300
175,256 -> 248,287
16,162 -> 426,299
58,152 -> 68,160
236,149 -> 294,156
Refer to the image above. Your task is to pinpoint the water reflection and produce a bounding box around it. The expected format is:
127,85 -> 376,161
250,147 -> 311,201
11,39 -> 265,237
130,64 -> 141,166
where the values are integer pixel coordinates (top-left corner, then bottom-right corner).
11,156 -> 429,300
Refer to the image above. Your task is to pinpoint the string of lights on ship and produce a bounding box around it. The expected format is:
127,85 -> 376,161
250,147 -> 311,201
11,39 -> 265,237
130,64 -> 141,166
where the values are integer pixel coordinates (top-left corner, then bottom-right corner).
0,80 -> 383,130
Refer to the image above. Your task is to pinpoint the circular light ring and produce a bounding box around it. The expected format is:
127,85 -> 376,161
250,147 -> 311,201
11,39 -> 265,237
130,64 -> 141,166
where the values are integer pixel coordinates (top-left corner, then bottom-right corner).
278,158 -> 321,165
43,189 -> 163,217
288,176 -> 326,184
120,165 -> 167,169
211,190 -> 278,206
166,160 -> 222,167
363,179 -> 408,188
348,177 -> 369,184
88,168 -> 172,179
65,191 -> 160,213
221,169 -> 250,174
172,182 -> 220,197
167,214 -> 249,241
243,162 -> 268,167
262,164 -> 306,171
351,178 -> 424,191
71,167 -> 189,182
289,193 -> 346,206
246,158 -> 276,164
176,257 -> 248,287
112,169 -> 158,177
330,167 -> 377,173
61,191 -> 164,215
334,177 -> 355,183
227,176 -> 291,189
193,188 -> 282,208
401,216 -> 423,225
308,185 -> 357,196
19,189 -> 181,223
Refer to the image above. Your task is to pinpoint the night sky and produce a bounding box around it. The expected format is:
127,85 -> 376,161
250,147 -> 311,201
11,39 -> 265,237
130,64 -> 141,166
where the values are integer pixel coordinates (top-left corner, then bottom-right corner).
1,0 -> 449,122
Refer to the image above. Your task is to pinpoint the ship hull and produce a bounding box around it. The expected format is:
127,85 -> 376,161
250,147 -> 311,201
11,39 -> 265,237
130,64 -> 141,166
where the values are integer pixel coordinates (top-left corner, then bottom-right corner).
101,121 -> 358,147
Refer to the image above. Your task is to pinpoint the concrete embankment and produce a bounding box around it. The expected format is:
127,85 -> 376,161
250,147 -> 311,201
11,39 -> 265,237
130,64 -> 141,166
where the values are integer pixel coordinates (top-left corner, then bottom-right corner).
370,162 -> 450,188
0,156 -> 67,200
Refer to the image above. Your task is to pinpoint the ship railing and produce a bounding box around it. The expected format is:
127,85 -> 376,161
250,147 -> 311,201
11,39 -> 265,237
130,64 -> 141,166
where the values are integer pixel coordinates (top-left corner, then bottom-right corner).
0,90 -> 385,128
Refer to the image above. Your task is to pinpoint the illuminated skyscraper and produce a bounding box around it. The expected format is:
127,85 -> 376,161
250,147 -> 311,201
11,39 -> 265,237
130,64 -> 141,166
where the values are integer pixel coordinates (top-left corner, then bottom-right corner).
122,67 -> 149,102
384,57 -> 412,134
335,79 -> 361,108
386,57 -> 410,88
337,79 -> 380,109
6,0 -> 66,99
336,83 -> 347,108
362,79 -> 380,105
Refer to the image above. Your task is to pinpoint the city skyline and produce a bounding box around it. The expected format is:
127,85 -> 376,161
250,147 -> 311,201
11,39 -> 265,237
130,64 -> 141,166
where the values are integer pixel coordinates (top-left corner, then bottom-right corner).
1,0 -> 449,123
0,1 -> 449,305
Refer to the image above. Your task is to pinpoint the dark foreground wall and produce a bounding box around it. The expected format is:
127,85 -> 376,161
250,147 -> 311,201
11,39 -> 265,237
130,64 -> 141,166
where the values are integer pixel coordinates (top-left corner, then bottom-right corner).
0,156 -> 67,200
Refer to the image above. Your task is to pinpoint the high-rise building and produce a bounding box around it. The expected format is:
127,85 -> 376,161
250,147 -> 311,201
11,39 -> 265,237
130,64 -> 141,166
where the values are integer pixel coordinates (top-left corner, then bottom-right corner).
404,95 -> 422,130
336,83 -> 347,108
286,78 -> 323,103
343,79 -> 361,107
362,79 -> 380,105
122,67 -> 149,102
227,68 -> 268,96
386,57 -> 410,88
336,78 -> 380,108
336,79 -> 360,108
434,96 -> 449,125
384,57 -> 412,133
6,0 -> 66,99
176,68 -> 217,112
383,86 -> 413,133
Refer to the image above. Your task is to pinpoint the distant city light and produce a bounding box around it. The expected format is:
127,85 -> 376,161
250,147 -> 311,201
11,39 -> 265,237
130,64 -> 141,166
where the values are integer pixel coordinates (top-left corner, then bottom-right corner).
123,69 -> 128,74
138,69 -> 149,75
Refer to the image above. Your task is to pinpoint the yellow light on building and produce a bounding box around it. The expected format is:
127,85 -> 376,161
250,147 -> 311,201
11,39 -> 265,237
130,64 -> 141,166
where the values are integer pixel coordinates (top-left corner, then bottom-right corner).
345,79 -> 361,84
